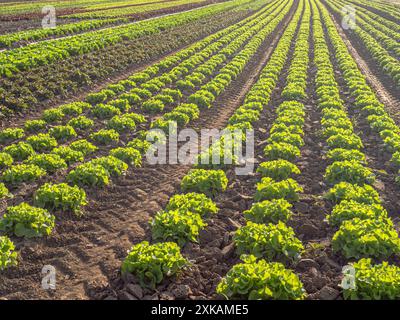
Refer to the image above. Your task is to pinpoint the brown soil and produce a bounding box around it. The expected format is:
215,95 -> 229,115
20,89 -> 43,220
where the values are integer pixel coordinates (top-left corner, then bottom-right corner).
324,1 -> 400,123
0,2 -> 295,300
95,1 -> 343,301
0,0 -> 222,22
0,8 -> 252,128
324,17 -> 400,218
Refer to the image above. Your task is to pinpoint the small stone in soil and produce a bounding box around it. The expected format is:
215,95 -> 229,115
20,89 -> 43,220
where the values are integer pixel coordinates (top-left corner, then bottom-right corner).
316,286 -> 340,300
221,242 -> 235,259
297,223 -> 320,238
296,258 -> 319,271
159,291 -> 175,300
171,284 -> 191,299
119,291 -> 138,300
126,283 -> 143,299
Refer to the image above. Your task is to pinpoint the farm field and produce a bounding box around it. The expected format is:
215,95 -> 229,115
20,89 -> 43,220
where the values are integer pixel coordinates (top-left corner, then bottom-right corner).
0,0 -> 400,304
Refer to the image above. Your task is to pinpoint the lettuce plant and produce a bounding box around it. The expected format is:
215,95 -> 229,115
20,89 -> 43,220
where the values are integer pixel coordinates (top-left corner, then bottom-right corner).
108,99 -> 130,112
127,138 -> 151,154
0,182 -> 9,199
42,108 -> 65,123
107,114 -> 136,133
0,152 -> 13,169
92,104 -> 121,119
181,169 -> 228,197
257,160 -> 300,181
24,120 -> 46,133
332,218 -> 400,259
343,258 -> 400,300
86,92 -> 107,105
267,132 -> 304,148
327,200 -> 387,227
24,153 -> 67,173
2,164 -> 46,184
326,133 -> 363,150
34,183 -> 87,215
89,156 -> 128,176
0,203 -> 55,238
151,209 -> 206,246
243,199 -> 292,224
67,163 -> 110,187
255,177 -> 303,202
90,129 -> 119,145
121,241 -> 188,289
142,99 -> 165,113
4,142 -> 36,161
234,221 -> 304,262
60,102 -> 90,116
69,139 -> 98,155
0,236 -> 18,271
264,142 -> 300,161
26,133 -> 58,152
68,116 -> 94,130
324,160 -> 375,185
0,128 -> 24,144
110,147 -> 142,167
217,255 -> 305,300
51,146 -> 84,164
326,148 -> 366,163
165,192 -> 218,217
325,182 -> 381,205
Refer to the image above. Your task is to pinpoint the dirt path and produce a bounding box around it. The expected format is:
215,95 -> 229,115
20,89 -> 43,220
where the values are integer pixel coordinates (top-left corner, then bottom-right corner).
324,2 -> 400,125
96,1 -> 309,301
0,3 -> 295,300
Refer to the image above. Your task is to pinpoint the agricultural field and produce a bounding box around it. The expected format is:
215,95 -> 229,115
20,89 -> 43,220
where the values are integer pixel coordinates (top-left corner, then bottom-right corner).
0,0 -> 400,306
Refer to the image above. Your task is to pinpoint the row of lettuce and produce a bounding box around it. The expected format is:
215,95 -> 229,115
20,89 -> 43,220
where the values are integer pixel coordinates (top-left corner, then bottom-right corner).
323,1 -> 400,187
121,0 -> 301,298
333,0 -> 399,59
0,18 -> 128,49
63,0 -> 207,19
352,0 -> 400,22
0,0 -> 286,206
124,0 -> 308,299
325,0 -> 400,88
0,0 -> 291,272
121,0 -> 400,300
0,0 -> 257,77
219,0 -> 308,299
314,0 -> 400,300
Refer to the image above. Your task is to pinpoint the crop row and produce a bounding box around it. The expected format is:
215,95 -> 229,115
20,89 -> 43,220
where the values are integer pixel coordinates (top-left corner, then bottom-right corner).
0,18 -> 127,49
120,0 -> 297,294
335,0 -> 399,59
324,0 -> 400,88
63,0 -> 207,19
121,0 -> 304,298
321,1 -> 400,188
0,0 -> 280,147
0,0 -> 285,162
0,0 -> 252,77
328,0 -> 400,60
218,0 -> 309,300
0,4 -> 256,114
0,0 -> 146,16
351,0 -> 400,22
0,0 -> 285,201
0,0 -> 292,272
313,0 -> 400,300
341,0 -> 400,37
